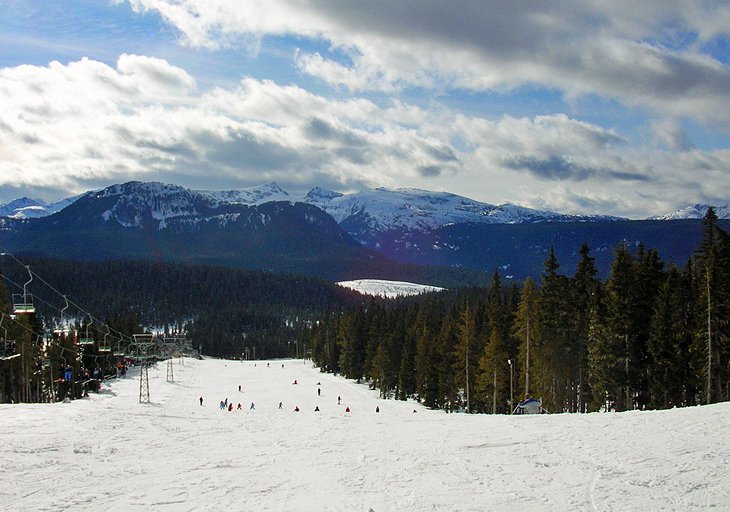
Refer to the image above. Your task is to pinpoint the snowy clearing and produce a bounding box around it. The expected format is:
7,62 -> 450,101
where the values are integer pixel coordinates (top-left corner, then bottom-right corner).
1,358 -> 729,512
337,279 -> 445,298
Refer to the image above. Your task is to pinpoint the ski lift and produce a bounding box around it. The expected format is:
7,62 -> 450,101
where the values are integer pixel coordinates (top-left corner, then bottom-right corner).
113,337 -> 126,357
98,325 -> 111,353
513,397 -> 544,415
78,316 -> 95,346
53,296 -> 70,335
12,266 -> 35,314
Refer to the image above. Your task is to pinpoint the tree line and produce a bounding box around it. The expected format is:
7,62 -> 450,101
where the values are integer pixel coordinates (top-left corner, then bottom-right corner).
2,210 -> 728,410
303,209 -> 730,413
0,257 -> 363,403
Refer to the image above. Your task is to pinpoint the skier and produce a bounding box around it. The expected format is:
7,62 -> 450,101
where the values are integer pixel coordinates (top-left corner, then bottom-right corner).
224,398 -> 228,407
376,406 -> 379,413
199,396 -> 203,406
337,396 -> 341,405
292,379 -> 298,385
317,387 -> 321,397
278,401 -> 283,409
250,402 -> 255,410
238,385 -> 241,392
237,403 -> 242,410
314,406 -> 320,412
345,406 -> 350,413
228,403 -> 233,412
219,400 -> 225,410
294,405 -> 300,412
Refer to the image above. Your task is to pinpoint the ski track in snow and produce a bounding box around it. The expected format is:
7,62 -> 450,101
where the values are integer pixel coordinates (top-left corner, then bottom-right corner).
1,358 -> 729,511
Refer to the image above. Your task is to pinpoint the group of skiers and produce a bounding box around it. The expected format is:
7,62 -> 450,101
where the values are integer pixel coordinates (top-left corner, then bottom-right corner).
209,397 -> 257,411
197,378 -> 372,413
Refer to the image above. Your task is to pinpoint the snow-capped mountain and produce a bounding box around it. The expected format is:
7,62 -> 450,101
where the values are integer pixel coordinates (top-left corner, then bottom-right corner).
198,182 -> 291,205
301,187 -> 622,244
0,196 -> 80,219
0,181 -> 381,281
650,203 -> 730,220
1,180 -> 725,283
95,181 -> 219,229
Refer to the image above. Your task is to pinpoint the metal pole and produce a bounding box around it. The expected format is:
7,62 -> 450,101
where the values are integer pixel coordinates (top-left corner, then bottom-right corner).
707,271 -> 712,404
525,316 -> 530,397
492,369 -> 497,414
508,359 -> 513,414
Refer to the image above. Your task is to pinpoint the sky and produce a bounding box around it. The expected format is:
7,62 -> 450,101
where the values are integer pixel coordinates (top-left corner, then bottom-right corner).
3,357 -> 729,510
1,1 -> 729,218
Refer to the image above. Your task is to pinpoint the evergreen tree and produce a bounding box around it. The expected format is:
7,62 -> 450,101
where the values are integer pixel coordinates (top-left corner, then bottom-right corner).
692,218 -> 730,404
535,247 -> 576,412
512,277 -> 538,400
436,305 -> 460,411
648,266 -> 687,408
573,243 -> 601,411
633,246 -> 665,409
600,244 -> 637,411
476,327 -> 509,413
452,300 -> 479,412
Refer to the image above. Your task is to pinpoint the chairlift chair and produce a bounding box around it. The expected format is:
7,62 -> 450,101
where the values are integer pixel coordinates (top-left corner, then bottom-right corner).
53,295 -> 70,335
113,339 -> 126,357
12,293 -> 35,314
12,266 -> 36,314
98,326 -> 112,353
78,317 -> 95,346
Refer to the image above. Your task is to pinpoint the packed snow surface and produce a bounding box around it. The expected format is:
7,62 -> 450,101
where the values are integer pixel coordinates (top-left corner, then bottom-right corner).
337,279 -> 445,298
2,358 -> 729,511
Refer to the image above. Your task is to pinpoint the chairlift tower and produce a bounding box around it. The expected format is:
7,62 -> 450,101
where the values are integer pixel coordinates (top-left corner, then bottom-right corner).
163,337 -> 180,382
133,334 -> 155,403
166,358 -> 174,382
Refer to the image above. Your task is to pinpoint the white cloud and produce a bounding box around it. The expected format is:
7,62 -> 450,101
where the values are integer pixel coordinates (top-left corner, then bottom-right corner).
122,0 -> 730,125
1,55 -> 729,217
117,54 -> 197,97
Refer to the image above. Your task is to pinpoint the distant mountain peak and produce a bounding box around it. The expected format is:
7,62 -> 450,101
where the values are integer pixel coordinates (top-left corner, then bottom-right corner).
650,203 -> 730,220
198,181 -> 290,205
0,195 -> 80,219
304,187 -> 344,203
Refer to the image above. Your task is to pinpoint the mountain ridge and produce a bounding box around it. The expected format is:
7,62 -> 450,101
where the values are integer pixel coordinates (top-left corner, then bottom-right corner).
1,180 -> 725,225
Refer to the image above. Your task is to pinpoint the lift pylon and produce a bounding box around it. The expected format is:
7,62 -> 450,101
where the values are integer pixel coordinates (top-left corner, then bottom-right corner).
133,334 -> 156,403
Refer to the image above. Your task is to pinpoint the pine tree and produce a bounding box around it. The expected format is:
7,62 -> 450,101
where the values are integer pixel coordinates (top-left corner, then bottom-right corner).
512,277 -> 538,400
436,305 -> 460,411
452,300 -> 478,412
600,244 -> 637,411
692,221 -> 730,404
534,247 -> 576,412
476,327 -> 509,413
573,243 -> 601,411
648,266 -> 686,408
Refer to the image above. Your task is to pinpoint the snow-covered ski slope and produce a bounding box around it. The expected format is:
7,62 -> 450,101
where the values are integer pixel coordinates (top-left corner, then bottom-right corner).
1,358 -> 728,511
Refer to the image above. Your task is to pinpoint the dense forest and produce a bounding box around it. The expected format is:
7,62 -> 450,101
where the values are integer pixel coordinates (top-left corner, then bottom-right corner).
303,208 -> 730,413
2,208 -> 729,411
